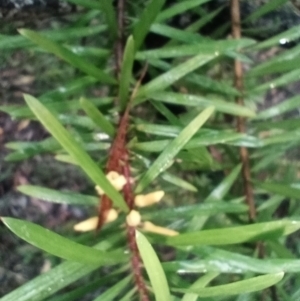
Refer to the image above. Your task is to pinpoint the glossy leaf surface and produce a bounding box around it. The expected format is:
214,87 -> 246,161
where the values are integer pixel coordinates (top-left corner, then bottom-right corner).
175,273 -> 284,297
17,185 -> 98,206
2,217 -> 126,264
136,231 -> 171,301
135,107 -> 214,193
24,94 -> 128,212
19,29 -> 116,84
167,220 -> 300,246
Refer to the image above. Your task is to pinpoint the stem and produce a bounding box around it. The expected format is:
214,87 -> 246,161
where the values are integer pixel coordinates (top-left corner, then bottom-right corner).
230,0 -> 256,221
127,226 -> 150,301
97,1 -> 150,299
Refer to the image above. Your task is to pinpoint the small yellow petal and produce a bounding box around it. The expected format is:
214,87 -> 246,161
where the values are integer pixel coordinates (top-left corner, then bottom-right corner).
126,210 -> 142,227
95,171 -> 127,196
106,171 -> 119,180
142,221 -> 178,236
74,216 -> 98,232
73,209 -> 118,232
95,185 -> 104,196
108,173 -> 127,191
106,208 -> 119,223
134,190 -> 165,207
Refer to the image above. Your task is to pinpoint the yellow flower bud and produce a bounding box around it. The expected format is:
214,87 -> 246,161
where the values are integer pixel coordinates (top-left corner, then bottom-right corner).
126,210 -> 142,227
73,209 -> 118,232
95,171 -> 127,195
134,190 -> 165,207
142,221 -> 178,236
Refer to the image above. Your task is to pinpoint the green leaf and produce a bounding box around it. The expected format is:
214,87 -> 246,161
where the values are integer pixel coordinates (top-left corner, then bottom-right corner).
0,261 -> 98,301
40,76 -> 99,102
261,129 -> 300,146
0,25 -> 107,50
148,92 -> 255,117
150,23 -> 205,44
255,95 -> 300,120
256,181 -> 300,200
62,0 -> 101,9
131,132 -> 247,153
135,54 -> 216,101
250,69 -> 300,94
187,164 -> 243,231
165,246 -> 300,274
17,185 -> 98,206
55,154 -> 78,165
161,173 -> 198,192
181,272 -> 219,301
46,273 -> 121,301
143,201 -> 248,221
151,101 -> 182,126
249,44 -> 300,76
119,36 -> 135,110
167,220 -> 300,246
80,98 -> 115,137
175,273 -> 284,297
135,107 -> 214,193
136,231 -> 171,301
19,29 -> 116,84
65,46 -> 110,58
92,276 -> 131,301
184,6 -> 224,33
0,97 -> 112,119
99,0 -> 118,38
118,288 -> 137,301
156,0 -> 210,22
136,39 -> 255,59
245,0 -> 288,22
253,25 -> 300,50
186,73 -> 240,96
1,217 -> 126,264
24,94 -> 128,212
205,164 -> 242,202
0,233 -> 121,301
4,138 -> 60,161
133,0 -> 166,51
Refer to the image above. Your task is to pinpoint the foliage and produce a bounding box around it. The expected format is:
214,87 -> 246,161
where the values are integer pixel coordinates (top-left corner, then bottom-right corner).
1,0 -> 300,300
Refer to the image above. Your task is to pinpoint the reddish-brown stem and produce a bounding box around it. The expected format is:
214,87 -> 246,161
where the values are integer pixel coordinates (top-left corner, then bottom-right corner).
127,226 -> 150,301
97,105 -> 130,230
97,104 -> 150,299
97,1 -> 149,299
231,0 -> 256,221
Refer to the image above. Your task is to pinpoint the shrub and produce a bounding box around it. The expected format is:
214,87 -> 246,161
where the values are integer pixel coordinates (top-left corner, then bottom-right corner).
1,0 -> 300,300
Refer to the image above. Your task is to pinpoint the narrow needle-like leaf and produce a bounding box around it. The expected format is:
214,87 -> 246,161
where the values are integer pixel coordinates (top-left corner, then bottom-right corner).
24,94 -> 128,212
136,231 -> 171,301
80,98 -> 115,137
175,273 -> 284,297
1,217 -> 127,264
133,0 -> 166,51
119,36 -> 135,110
19,29 -> 116,84
135,107 -> 214,193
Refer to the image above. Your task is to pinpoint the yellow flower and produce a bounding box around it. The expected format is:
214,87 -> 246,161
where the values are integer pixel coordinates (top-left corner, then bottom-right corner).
134,190 -> 165,207
74,173 -> 177,236
73,209 -> 118,232
95,171 -> 127,195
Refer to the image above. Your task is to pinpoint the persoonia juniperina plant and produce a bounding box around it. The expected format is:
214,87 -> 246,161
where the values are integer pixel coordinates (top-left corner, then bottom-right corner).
2,0 -> 300,300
